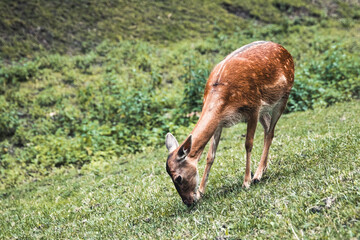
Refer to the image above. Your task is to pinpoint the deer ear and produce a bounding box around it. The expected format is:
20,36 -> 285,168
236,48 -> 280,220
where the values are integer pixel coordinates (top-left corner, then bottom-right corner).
177,135 -> 192,159
165,133 -> 179,153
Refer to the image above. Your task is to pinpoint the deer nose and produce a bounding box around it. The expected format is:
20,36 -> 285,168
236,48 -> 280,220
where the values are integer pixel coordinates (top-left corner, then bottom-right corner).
183,199 -> 192,207
183,197 -> 194,207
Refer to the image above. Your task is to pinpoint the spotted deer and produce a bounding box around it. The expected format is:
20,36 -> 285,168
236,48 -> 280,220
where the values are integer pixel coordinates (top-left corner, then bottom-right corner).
165,41 -> 294,206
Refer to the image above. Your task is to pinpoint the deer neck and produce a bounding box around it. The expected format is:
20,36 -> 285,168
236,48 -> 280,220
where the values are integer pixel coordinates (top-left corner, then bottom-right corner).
187,115 -> 219,163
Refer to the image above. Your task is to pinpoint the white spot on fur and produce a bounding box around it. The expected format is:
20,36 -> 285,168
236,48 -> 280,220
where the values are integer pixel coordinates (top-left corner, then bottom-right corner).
275,74 -> 287,86
261,100 -> 269,106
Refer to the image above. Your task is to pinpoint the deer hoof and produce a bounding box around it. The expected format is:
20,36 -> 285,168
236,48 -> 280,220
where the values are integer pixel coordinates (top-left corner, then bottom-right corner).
194,190 -> 203,202
242,181 -> 251,189
252,178 -> 260,184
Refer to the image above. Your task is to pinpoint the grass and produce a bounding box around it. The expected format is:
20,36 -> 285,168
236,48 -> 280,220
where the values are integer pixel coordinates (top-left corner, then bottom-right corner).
1,0 -> 360,238
1,100 -> 359,239
1,21 -> 358,188
1,0 -> 359,59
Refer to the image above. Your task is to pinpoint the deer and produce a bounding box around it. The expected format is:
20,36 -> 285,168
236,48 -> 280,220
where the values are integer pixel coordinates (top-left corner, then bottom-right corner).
165,41 -> 294,206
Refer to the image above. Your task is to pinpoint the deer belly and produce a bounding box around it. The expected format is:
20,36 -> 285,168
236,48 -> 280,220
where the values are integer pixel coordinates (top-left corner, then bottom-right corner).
222,112 -> 247,128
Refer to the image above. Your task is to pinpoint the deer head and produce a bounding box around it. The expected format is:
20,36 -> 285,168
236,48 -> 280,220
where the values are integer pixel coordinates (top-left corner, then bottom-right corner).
165,133 -> 199,206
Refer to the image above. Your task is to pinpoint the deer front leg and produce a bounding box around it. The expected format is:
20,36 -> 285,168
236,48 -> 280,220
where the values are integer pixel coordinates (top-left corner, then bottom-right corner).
196,127 -> 222,200
243,113 -> 258,189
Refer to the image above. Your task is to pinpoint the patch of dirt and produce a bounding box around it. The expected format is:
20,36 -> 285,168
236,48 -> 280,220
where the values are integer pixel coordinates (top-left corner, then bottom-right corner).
221,2 -> 258,20
309,0 -> 339,18
272,2 -> 320,19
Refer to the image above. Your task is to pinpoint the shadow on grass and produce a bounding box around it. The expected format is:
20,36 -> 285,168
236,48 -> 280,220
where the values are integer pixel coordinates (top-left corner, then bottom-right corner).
209,174 -> 271,200
162,151 -> 314,213
200,133 -> 355,205
136,131 -> 359,223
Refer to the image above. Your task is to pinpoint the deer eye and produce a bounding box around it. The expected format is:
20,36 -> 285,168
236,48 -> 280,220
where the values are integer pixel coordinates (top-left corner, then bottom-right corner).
175,175 -> 182,185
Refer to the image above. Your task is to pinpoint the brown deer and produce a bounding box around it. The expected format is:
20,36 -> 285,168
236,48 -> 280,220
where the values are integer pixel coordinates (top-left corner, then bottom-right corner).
165,41 -> 294,206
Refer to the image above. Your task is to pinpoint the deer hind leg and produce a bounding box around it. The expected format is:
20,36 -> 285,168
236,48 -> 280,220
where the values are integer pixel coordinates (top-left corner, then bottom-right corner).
253,97 -> 288,183
198,127 -> 222,197
242,112 -> 258,189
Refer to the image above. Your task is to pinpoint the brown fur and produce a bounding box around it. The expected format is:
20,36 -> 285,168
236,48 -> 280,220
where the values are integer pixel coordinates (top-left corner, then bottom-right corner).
165,41 -> 294,206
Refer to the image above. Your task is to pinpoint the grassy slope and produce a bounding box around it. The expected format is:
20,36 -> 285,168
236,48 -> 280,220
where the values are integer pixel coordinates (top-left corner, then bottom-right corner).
0,0 -> 360,238
1,100 -> 359,239
1,0 -> 358,59
0,0 -> 242,59
1,22 -> 359,189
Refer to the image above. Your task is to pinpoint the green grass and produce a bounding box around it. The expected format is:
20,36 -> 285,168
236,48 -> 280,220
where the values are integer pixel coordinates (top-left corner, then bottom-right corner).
1,0 -> 359,59
1,100 -> 359,239
0,1 -> 360,238
1,22 -> 360,188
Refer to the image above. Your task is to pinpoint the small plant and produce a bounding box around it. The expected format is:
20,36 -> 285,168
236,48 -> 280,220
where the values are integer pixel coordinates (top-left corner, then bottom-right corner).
179,58 -> 210,115
0,97 -> 19,140
0,61 -> 38,85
